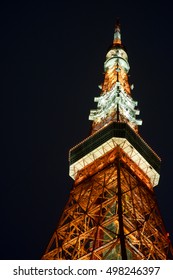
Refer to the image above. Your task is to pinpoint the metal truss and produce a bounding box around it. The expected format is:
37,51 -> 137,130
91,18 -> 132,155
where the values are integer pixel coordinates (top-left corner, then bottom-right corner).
42,148 -> 172,260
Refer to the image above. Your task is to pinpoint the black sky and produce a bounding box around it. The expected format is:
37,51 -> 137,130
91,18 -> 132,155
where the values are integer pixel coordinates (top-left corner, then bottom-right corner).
1,0 -> 173,260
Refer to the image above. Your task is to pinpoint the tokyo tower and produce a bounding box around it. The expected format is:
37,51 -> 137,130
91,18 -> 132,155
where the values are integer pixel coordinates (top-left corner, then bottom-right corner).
42,22 -> 172,260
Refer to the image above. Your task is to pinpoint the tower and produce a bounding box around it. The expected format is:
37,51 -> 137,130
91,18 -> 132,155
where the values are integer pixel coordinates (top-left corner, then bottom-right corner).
42,22 -> 172,260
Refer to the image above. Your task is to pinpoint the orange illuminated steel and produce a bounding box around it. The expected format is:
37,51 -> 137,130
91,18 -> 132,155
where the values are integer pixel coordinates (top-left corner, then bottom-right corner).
42,22 -> 173,260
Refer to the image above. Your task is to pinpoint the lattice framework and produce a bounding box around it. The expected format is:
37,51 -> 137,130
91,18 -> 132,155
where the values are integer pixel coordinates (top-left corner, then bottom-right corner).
42,148 -> 170,260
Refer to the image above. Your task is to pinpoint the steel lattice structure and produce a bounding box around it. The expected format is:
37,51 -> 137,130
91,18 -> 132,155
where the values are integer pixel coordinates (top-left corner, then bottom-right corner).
42,22 -> 172,260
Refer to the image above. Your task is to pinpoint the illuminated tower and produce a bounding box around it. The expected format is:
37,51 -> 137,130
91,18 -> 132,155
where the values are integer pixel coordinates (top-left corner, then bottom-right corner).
42,23 -> 172,260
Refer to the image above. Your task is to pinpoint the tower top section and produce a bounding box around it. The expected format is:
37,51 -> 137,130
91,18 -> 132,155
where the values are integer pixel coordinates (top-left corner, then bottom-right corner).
113,20 -> 121,45
89,22 -> 142,134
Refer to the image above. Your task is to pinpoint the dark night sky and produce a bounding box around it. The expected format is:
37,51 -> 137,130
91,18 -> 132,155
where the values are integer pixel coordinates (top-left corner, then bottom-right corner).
1,0 -> 173,260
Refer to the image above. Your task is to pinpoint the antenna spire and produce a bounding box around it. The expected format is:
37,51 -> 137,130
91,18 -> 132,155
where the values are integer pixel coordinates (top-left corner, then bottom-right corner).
113,18 -> 121,45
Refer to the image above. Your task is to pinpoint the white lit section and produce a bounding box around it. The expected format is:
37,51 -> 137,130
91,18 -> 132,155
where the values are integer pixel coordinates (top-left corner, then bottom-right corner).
89,83 -> 142,128
104,57 -> 130,72
69,137 -> 160,187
